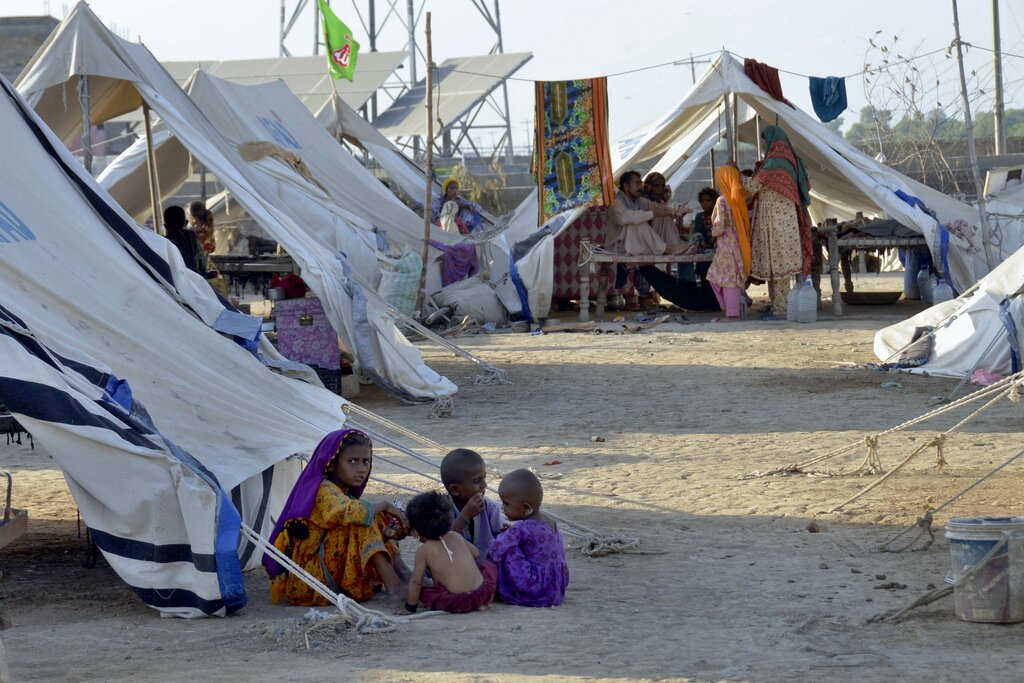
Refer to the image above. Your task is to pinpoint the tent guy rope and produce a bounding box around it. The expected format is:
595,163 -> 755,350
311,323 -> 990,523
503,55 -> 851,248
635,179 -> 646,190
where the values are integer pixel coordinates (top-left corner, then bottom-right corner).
341,402 -> 649,556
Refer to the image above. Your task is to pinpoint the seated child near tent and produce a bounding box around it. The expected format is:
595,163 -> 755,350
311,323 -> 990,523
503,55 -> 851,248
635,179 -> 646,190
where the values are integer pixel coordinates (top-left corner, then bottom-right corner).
489,469 -> 570,607
441,448 -> 507,559
264,430 -> 410,607
404,491 -> 497,613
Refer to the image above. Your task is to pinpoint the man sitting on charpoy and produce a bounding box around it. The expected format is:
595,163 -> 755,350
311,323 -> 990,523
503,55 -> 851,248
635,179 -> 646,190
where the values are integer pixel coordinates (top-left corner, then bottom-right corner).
606,171 -> 693,256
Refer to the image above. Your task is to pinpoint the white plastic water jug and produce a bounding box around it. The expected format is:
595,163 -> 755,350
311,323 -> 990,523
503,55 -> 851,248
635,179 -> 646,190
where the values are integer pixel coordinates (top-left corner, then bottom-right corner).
932,279 -> 954,305
786,279 -> 801,321
797,277 -> 818,323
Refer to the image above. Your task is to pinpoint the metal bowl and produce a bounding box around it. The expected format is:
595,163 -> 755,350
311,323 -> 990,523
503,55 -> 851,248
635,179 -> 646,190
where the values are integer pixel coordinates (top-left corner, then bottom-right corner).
267,287 -> 288,301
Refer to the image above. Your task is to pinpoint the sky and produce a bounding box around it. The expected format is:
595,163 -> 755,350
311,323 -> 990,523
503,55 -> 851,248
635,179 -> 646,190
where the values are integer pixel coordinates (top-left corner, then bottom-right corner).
4,0 -> 1024,153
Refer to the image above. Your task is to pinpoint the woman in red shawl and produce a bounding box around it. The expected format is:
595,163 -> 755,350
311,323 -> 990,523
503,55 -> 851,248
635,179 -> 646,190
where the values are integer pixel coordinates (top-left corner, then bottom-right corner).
265,429 -> 409,606
742,126 -> 814,317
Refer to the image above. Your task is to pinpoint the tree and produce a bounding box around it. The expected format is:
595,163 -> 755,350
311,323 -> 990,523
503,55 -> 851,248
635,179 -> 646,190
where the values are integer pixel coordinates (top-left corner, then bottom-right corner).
848,33 -> 987,194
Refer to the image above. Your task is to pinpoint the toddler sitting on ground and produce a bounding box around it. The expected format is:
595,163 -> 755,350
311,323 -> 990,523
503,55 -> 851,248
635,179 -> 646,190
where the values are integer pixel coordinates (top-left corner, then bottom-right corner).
490,469 -> 570,607
404,491 -> 497,614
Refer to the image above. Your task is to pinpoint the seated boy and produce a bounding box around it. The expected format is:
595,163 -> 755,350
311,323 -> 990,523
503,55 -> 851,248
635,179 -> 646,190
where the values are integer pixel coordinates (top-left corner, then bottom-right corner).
440,448 -> 507,559
404,491 -> 497,613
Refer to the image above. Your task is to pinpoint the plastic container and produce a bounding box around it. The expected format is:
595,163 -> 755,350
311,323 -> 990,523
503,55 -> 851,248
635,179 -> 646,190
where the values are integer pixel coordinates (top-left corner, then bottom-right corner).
786,279 -> 801,322
917,267 -> 935,304
945,516 -> 1024,623
796,277 -> 818,323
932,279 -> 954,305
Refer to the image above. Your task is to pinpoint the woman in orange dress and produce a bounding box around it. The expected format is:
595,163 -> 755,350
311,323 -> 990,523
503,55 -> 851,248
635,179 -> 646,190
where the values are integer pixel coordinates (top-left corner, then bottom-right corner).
265,429 -> 409,605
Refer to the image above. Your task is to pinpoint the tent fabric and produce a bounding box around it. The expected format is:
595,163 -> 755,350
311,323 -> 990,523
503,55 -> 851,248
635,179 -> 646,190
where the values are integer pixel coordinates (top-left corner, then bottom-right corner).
315,95 -> 438,209
17,2 -> 456,400
95,126 -> 192,222
874,246 -> 1024,378
613,52 -> 999,294
0,71 -> 349,616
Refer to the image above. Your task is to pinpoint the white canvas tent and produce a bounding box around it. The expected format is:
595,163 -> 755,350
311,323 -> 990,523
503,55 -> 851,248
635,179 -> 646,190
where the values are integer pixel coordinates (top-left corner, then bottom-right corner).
499,52 -> 1015,321
315,93 -> 439,208
874,175 -> 1024,378
0,71 -> 350,617
17,2 -> 457,402
873,247 -> 1024,379
614,52 -> 996,294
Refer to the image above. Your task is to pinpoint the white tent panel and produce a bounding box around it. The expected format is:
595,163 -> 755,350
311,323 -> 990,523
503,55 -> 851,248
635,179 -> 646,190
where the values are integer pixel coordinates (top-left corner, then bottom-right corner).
17,1 -> 456,401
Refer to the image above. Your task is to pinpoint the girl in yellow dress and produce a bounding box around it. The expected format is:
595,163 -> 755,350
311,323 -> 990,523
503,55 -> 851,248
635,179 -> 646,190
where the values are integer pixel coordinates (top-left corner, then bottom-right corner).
265,429 -> 409,605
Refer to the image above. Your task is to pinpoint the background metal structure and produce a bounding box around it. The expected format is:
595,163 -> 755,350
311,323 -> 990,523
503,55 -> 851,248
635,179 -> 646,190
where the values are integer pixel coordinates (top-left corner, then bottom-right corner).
279,0 -> 522,162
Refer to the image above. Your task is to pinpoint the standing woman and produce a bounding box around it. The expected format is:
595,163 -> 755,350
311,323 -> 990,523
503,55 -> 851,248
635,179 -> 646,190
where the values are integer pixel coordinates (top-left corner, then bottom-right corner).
707,166 -> 751,320
742,126 -> 813,317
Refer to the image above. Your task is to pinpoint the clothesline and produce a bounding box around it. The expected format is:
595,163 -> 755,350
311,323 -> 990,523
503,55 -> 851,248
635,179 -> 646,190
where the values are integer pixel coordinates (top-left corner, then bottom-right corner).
439,41 -> 1020,86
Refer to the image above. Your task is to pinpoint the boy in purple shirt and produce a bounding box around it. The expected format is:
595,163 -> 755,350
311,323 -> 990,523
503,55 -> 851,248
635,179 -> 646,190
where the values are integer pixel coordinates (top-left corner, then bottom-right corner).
440,448 -> 507,560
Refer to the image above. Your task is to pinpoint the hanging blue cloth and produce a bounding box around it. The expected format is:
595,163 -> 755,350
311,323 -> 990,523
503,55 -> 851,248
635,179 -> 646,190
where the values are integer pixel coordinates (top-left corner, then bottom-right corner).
808,76 -> 847,123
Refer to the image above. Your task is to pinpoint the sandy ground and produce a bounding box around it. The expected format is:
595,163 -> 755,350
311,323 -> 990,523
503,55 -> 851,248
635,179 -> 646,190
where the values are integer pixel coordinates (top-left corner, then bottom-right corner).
3,274 -> 1024,682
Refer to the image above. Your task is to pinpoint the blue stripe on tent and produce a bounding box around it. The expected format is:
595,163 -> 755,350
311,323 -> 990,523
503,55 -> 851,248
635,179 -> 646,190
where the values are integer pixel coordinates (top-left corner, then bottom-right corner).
0,303 -> 28,330
128,587 -> 226,616
999,298 -> 1020,374
939,224 -> 957,294
508,226 -> 553,323
90,529 -> 217,572
0,377 -> 155,450
509,253 -> 531,322
0,75 -> 176,286
214,489 -> 247,612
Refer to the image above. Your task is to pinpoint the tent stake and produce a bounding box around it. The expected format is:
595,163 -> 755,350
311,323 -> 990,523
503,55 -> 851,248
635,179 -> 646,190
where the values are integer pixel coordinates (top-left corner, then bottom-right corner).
142,101 -> 162,234
414,11 -> 434,318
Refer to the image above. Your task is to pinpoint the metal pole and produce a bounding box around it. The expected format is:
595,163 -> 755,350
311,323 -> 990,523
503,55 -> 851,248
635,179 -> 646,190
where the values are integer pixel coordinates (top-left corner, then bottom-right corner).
494,0 -> 513,162
952,0 -> 994,271
689,53 -> 696,83
414,11 -> 434,318
406,0 -> 417,85
313,0 -> 320,55
723,95 -> 735,163
279,1 -> 285,58
200,165 -> 207,203
369,0 -> 377,120
992,0 -> 1006,155
78,75 -> 92,175
407,0 -> 419,159
755,115 -> 762,158
142,102 -> 163,234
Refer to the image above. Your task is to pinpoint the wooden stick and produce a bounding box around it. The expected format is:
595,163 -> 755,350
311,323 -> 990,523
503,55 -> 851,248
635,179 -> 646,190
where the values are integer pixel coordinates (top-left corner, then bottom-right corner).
951,0 -> 994,272
414,12 -> 434,318
142,101 -> 162,235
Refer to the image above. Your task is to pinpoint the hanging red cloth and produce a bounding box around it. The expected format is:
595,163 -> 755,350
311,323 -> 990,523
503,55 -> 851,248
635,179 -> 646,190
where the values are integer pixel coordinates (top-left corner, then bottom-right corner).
743,59 -> 794,108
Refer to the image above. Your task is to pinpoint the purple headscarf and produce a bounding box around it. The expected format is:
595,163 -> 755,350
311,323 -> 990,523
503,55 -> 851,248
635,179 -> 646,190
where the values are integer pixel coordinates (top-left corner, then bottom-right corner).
263,428 -> 372,578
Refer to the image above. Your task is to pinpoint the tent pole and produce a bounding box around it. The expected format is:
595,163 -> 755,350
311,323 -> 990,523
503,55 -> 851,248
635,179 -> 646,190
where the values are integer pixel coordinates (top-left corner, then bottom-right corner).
723,94 -> 735,163
79,76 -> 92,175
732,92 -> 739,164
755,115 -> 762,158
414,11 -> 434,318
142,102 -> 162,235
709,148 -> 716,185
951,0 -> 994,272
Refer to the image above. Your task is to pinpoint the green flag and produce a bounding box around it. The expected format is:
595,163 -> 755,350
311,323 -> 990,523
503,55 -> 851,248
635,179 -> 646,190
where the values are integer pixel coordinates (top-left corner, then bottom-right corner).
318,0 -> 360,82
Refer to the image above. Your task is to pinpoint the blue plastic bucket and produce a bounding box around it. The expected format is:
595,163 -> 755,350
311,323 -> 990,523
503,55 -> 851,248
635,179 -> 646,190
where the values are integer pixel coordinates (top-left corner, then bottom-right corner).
945,516 -> 1024,623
